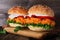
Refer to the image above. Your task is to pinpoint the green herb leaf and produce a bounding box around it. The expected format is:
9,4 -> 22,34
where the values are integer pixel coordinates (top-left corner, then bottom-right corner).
37,23 -> 43,27
14,26 -> 22,32
44,24 -> 52,30
27,23 -> 52,30
30,23 -> 36,26
0,30 -> 6,34
16,22 -> 21,24
7,20 -> 15,24
25,24 -> 29,27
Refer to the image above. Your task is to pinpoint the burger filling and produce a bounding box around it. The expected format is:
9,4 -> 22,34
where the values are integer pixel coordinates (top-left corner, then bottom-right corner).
25,15 -> 55,30
7,15 -> 25,32
7,15 -> 55,30
7,16 -> 25,27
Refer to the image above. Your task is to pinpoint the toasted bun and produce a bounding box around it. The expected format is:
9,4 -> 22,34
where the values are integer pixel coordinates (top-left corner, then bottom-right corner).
8,6 -> 27,15
28,26 -> 46,31
28,4 -> 54,17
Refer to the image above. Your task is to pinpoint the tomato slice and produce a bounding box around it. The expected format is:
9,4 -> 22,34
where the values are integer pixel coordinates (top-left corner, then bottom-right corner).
31,15 -> 54,20
14,16 -> 24,19
25,16 -> 30,18
14,15 -> 55,20
18,16 -> 24,18
31,15 -> 37,18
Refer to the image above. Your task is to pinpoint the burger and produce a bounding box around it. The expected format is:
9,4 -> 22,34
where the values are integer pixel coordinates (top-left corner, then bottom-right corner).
26,5 -> 55,31
6,5 -> 55,32
7,6 -> 28,28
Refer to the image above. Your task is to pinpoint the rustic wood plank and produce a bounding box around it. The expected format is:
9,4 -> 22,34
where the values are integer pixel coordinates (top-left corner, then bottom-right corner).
4,27 -> 48,39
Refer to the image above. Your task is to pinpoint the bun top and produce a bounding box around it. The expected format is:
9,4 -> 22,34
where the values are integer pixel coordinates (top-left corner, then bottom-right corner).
8,6 -> 28,15
28,5 -> 54,17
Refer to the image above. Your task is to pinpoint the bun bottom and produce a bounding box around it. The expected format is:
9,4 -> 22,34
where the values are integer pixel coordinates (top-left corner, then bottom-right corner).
28,25 -> 46,31
9,23 -> 24,27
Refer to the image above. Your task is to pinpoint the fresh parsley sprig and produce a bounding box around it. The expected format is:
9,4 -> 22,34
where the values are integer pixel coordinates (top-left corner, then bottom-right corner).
7,20 -> 15,24
14,26 -> 22,32
0,30 -> 6,34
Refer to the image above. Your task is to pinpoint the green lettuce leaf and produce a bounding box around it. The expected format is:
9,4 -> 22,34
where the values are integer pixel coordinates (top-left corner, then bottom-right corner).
25,23 -> 52,30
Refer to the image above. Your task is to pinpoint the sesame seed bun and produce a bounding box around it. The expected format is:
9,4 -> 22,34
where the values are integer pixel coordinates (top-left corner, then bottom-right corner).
28,4 -> 54,17
8,6 -> 27,15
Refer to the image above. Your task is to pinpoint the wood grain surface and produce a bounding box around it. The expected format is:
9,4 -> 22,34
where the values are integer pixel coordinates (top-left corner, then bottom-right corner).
4,27 -> 49,39
2,24 -> 60,39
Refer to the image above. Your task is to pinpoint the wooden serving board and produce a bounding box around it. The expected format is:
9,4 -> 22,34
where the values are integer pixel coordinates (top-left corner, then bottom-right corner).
3,25 -> 52,39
